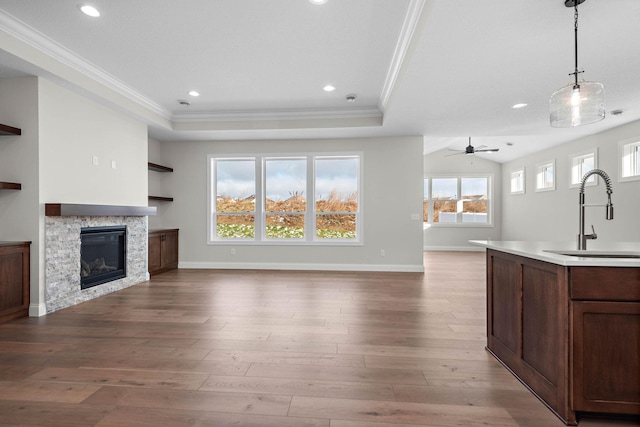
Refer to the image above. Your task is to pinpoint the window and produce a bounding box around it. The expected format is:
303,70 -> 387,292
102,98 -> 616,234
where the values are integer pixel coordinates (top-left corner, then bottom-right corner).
510,167 -> 525,194
570,149 -> 597,188
209,154 -> 361,244
535,160 -> 555,192
619,138 -> 640,182
265,158 -> 306,239
423,175 -> 492,226
214,158 -> 256,239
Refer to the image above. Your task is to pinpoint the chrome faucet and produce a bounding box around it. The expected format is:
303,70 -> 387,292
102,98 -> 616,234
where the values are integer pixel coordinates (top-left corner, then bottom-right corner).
578,169 -> 614,250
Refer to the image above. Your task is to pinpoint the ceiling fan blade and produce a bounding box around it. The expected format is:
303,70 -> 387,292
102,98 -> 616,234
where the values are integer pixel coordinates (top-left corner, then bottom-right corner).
445,152 -> 465,157
447,148 -> 464,152
475,148 -> 500,153
475,145 -> 488,150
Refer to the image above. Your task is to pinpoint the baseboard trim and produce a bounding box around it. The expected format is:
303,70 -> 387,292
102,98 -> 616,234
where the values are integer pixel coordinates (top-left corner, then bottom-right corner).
29,303 -> 47,317
423,246 -> 485,252
178,262 -> 424,273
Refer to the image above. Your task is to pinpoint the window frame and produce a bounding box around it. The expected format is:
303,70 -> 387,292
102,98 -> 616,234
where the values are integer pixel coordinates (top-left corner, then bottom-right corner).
510,167 -> 525,195
569,148 -> 598,188
208,152 -> 363,246
535,160 -> 556,192
619,138 -> 640,182
423,174 -> 493,228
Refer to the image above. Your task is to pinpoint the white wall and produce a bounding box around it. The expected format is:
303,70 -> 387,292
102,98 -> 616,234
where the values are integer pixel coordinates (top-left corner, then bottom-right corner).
423,149 -> 502,250
38,79 -> 148,206
148,137 -> 167,230
159,136 -> 425,272
502,120 -> 640,244
0,77 -> 41,313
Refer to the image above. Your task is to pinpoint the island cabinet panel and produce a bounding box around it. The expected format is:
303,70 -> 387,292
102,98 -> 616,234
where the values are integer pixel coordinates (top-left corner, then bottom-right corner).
486,248 -> 640,425
488,254 -> 519,354
486,249 -> 573,425
572,301 -> 640,414
148,229 -> 178,276
521,263 -> 564,403
0,242 -> 30,323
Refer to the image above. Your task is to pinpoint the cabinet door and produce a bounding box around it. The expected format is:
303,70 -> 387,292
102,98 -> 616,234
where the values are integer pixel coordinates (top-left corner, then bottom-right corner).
573,301 -> 640,414
148,233 -> 162,274
162,230 -> 178,268
0,243 -> 30,323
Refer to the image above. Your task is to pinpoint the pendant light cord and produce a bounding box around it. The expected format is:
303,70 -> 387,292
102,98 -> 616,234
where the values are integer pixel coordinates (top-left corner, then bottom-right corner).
572,4 -> 581,88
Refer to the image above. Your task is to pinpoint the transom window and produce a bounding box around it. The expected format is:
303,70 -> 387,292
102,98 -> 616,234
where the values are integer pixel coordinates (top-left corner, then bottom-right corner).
619,139 -> 640,182
535,160 -> 555,192
423,175 -> 492,226
510,168 -> 525,194
570,149 -> 597,188
209,154 -> 361,244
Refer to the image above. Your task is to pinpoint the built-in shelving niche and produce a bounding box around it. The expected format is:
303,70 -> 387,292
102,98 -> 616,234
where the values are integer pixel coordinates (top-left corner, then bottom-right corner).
148,162 -> 173,202
1,123 -> 22,191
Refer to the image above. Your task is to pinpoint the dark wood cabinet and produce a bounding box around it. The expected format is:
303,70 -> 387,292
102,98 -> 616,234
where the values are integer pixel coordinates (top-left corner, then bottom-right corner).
570,267 -> 640,416
487,250 -> 572,424
0,241 -> 30,323
148,229 -> 178,276
486,249 -> 640,425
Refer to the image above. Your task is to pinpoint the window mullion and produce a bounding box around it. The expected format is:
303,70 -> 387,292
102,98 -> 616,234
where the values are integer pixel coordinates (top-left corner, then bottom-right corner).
255,156 -> 264,242
307,156 -> 314,242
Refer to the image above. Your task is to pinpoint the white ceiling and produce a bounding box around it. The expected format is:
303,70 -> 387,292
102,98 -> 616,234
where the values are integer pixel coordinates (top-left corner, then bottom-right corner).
0,0 -> 639,163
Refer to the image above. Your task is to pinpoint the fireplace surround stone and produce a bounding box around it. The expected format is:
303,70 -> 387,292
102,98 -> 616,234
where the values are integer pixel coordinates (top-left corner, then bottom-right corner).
45,215 -> 147,313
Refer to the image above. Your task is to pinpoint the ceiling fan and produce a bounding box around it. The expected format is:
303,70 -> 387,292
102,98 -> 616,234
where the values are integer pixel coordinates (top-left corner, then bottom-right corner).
447,137 -> 499,156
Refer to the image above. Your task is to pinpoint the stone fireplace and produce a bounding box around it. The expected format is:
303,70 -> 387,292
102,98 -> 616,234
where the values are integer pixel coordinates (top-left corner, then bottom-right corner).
44,203 -> 155,313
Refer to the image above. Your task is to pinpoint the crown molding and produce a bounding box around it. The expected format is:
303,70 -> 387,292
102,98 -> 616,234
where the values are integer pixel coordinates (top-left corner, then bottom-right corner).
378,0 -> 426,113
172,107 -> 382,123
0,9 -> 171,121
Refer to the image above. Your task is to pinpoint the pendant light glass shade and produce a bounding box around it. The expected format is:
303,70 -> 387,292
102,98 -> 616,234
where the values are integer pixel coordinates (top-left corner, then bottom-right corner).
549,0 -> 605,128
550,81 -> 605,127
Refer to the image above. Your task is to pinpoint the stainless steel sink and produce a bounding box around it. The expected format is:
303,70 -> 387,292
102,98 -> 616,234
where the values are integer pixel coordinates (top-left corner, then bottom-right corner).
543,249 -> 640,259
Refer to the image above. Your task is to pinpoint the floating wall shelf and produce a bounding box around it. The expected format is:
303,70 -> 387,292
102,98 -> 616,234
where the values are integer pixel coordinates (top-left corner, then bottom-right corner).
148,162 -> 173,173
0,123 -> 21,136
0,182 -> 21,190
1,123 -> 23,189
148,162 -> 174,202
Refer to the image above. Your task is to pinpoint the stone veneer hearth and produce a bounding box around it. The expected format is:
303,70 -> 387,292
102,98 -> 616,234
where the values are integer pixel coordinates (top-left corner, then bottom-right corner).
45,215 -> 148,313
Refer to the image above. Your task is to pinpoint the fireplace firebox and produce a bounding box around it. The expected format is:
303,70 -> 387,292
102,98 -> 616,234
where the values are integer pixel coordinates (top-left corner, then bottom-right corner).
80,226 -> 126,289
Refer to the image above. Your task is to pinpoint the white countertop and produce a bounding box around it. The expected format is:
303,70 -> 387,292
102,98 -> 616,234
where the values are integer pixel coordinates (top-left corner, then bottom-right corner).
469,240 -> 640,267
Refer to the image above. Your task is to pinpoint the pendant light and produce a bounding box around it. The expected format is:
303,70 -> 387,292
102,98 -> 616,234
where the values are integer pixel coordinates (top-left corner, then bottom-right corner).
549,0 -> 605,128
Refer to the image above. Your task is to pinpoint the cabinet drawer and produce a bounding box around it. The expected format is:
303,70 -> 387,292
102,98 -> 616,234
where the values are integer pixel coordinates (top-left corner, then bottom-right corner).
570,267 -> 640,301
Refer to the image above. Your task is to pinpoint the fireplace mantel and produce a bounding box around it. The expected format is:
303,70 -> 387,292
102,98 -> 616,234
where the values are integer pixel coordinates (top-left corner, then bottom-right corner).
45,203 -> 156,217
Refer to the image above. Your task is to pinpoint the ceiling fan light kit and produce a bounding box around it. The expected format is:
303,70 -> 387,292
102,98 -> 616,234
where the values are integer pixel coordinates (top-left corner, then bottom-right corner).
550,0 -> 605,128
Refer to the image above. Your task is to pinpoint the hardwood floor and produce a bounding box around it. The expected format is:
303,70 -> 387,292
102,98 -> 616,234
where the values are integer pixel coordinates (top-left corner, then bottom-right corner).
0,251 -> 638,426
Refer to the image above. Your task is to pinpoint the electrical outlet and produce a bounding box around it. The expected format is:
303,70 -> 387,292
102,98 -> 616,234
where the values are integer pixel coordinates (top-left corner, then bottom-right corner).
111,160 -> 117,169
230,248 -> 236,255
380,249 -> 385,257
92,155 -> 99,166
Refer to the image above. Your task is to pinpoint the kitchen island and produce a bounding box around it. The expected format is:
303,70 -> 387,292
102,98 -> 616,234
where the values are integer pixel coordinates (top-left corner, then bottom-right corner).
471,241 -> 640,426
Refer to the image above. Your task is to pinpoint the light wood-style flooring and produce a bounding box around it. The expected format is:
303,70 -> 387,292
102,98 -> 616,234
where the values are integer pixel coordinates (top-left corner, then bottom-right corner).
0,251 -> 638,426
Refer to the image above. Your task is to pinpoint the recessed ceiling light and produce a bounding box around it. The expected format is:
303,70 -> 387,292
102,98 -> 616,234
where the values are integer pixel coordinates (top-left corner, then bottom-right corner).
323,85 -> 336,92
188,90 -> 200,97
309,0 -> 328,4
78,4 -> 101,17
512,103 -> 528,109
